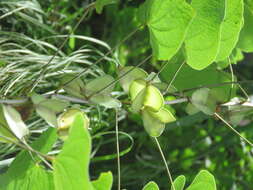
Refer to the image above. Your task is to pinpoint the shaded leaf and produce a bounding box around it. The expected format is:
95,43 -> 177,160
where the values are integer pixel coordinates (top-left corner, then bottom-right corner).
95,0 -> 118,14
90,95 -> 121,108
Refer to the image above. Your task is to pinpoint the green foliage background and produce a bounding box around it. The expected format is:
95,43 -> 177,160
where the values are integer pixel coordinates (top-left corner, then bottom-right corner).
1,0 -> 253,189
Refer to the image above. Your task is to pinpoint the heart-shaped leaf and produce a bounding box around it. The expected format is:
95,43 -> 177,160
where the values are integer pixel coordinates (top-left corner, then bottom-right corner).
138,0 -> 194,60
119,66 -> 148,93
142,181 -> 159,190
92,171 -> 113,190
171,175 -> 186,190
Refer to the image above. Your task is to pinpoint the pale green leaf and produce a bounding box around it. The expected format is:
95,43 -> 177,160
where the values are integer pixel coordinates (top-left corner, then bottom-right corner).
185,0 -> 225,70
191,88 -> 216,115
131,88 -> 146,113
142,181 -> 159,190
85,75 -> 114,96
92,171 -> 113,190
53,114 -> 93,190
119,66 -> 148,93
187,170 -> 216,190
171,175 -> 186,190
90,95 -> 122,108
216,0 -> 244,61
2,105 -> 29,140
142,109 -> 165,137
139,0 -> 194,60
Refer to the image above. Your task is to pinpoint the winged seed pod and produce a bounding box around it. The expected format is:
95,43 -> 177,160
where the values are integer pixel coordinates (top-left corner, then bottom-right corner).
57,109 -> 89,140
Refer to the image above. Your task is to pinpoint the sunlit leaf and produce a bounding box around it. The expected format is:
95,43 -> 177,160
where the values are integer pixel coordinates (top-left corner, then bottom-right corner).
142,181 -> 159,190
142,109 -> 165,137
187,170 -> 216,190
171,175 -> 186,190
185,0 -> 225,70
119,66 -> 148,93
92,171 -> 113,190
216,0 -> 244,61
2,105 -> 29,140
138,0 -> 194,60
53,114 -> 93,190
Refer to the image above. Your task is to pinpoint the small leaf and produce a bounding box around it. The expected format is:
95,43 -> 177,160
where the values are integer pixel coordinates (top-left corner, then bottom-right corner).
185,0 -> 225,70
90,95 -> 122,108
171,175 -> 186,190
36,106 -> 58,127
142,109 -> 165,137
95,0 -> 118,14
191,88 -> 216,115
60,75 -> 86,98
85,75 -> 115,96
142,181 -> 159,190
92,171 -> 113,190
138,0 -> 194,60
187,170 -> 216,190
149,107 -> 176,123
216,0 -> 244,61
119,66 -> 148,93
53,114 -> 93,190
129,79 -> 147,101
2,105 -> 29,140
143,85 -> 164,112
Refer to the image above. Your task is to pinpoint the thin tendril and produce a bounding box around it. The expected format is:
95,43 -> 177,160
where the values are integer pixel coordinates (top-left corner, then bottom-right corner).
115,109 -> 121,190
214,112 -> 253,147
154,137 -> 175,190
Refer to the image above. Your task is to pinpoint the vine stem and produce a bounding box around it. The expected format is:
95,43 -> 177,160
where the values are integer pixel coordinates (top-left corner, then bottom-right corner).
57,24 -> 143,93
30,3 -> 95,92
154,137 -> 175,190
115,109 -> 121,190
214,112 -> 253,147
164,61 -> 185,94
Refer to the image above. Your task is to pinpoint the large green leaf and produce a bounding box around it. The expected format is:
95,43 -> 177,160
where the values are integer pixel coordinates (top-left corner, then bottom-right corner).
138,0 -> 194,60
92,171 -> 113,190
187,170 -> 216,190
237,5 -> 253,52
53,114 -> 93,190
216,0 -> 244,61
161,63 -> 232,102
185,0 -> 225,70
142,181 -> 159,190
2,128 -> 57,189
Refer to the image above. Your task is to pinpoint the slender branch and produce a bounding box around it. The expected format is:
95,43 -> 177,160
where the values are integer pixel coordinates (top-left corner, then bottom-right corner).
214,112 -> 253,147
56,25 -> 143,93
154,137 -> 175,190
165,98 -> 188,105
164,61 -> 185,94
115,109 -> 121,190
29,3 -> 95,92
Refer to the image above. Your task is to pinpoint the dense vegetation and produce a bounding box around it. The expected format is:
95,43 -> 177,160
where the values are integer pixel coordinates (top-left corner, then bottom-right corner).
1,0 -> 253,189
